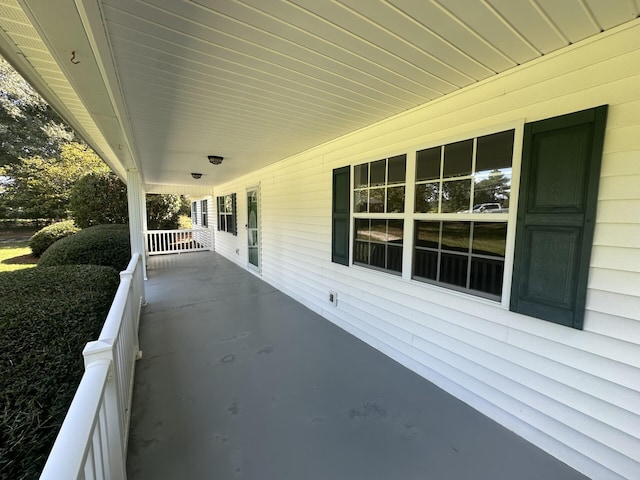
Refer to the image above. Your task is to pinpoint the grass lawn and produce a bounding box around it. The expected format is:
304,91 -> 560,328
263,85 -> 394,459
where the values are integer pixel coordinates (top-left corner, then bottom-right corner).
0,240 -> 38,272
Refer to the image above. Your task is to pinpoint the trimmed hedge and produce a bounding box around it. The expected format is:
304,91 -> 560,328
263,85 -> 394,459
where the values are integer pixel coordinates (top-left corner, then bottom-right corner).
29,220 -> 80,257
38,224 -> 130,272
0,265 -> 119,479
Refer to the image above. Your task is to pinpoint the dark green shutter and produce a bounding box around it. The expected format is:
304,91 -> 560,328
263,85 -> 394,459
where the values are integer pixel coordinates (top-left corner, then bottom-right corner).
510,105 -> 608,329
231,193 -> 237,236
332,166 -> 350,265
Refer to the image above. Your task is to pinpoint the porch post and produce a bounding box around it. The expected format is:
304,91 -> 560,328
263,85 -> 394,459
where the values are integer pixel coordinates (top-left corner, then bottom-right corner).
126,169 -> 148,284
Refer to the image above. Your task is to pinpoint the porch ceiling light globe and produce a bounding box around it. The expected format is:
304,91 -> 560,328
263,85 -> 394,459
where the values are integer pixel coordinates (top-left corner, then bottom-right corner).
191,172 -> 202,179
208,155 -> 223,165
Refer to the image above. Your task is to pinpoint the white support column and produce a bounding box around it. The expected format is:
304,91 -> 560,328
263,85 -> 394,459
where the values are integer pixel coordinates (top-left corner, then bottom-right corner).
126,169 -> 148,282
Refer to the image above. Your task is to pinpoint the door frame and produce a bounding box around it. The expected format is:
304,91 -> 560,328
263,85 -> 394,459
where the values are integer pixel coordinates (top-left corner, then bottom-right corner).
246,184 -> 261,273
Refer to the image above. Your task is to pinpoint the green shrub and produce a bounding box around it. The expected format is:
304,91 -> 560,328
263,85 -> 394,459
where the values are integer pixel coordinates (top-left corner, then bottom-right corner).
69,172 -> 128,228
29,220 -> 80,257
0,265 -> 119,479
38,224 -> 130,271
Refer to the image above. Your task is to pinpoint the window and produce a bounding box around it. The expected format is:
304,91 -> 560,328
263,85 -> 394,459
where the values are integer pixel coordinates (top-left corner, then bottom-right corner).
413,130 -> 514,299
217,193 -> 237,235
354,219 -> 403,273
201,199 -> 208,227
191,201 -> 198,225
353,155 -> 406,274
354,155 -> 406,213
332,107 -> 605,327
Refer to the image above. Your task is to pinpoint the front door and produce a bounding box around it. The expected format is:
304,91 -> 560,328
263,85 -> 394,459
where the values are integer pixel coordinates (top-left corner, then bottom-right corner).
247,188 -> 259,270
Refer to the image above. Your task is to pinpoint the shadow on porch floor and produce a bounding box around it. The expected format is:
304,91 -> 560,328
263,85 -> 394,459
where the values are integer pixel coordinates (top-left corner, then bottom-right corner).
127,252 -> 587,480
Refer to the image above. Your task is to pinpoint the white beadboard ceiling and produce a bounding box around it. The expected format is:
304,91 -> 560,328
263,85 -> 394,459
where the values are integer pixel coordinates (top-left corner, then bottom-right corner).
0,0 -> 638,190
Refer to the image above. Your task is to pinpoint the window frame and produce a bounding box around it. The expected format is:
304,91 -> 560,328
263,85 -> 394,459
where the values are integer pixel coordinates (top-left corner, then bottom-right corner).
216,193 -> 237,235
352,154 -> 407,276
347,121 -> 524,307
201,199 -> 208,227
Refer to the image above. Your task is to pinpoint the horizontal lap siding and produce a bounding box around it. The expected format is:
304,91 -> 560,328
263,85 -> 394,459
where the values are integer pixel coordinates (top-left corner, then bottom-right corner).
213,22 -> 640,480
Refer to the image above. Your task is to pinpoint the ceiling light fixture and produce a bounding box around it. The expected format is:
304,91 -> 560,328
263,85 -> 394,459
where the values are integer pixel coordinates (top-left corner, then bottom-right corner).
191,172 -> 202,179
208,155 -> 223,165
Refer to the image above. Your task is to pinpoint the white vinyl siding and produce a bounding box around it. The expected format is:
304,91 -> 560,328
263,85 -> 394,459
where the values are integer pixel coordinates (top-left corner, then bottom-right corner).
212,22 -> 640,480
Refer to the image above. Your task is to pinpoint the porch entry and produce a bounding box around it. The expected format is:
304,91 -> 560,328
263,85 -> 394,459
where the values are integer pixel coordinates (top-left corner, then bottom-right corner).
247,187 -> 260,270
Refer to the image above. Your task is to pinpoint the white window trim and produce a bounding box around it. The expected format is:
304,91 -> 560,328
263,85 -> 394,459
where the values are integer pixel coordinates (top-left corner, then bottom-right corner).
348,120 -> 525,309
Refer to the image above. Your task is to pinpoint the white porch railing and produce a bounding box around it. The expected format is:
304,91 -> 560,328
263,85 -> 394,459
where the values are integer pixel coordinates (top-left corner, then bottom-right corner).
145,227 -> 213,255
40,253 -> 145,480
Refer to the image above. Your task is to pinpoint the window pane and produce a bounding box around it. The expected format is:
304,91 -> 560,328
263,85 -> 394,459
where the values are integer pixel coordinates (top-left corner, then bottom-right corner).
355,218 -> 370,240
354,163 -> 368,188
416,147 -> 441,181
474,171 -> 511,209
354,241 -> 369,264
370,159 -> 386,186
415,221 -> 440,249
220,215 -> 226,231
413,249 -> 438,280
443,139 -> 473,178
388,220 -> 403,245
387,186 -> 405,213
387,245 -> 403,273
354,190 -> 368,212
472,222 -> 507,257
476,130 -> 514,175
441,179 -> 471,213
470,257 -> 504,296
439,253 -> 468,287
370,243 -> 386,268
388,155 -> 406,184
369,188 -> 384,213
441,222 -> 470,253
415,183 -> 439,213
371,219 -> 387,242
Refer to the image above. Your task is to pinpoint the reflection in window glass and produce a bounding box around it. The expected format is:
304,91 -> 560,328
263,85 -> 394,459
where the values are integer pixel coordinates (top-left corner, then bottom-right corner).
416,147 -> 440,181
441,222 -> 470,253
355,218 -> 370,240
354,163 -> 368,188
415,221 -> 439,249
413,220 -> 507,299
370,159 -> 386,186
387,186 -> 405,213
441,179 -> 471,213
354,219 -> 403,274
388,155 -> 406,184
472,223 -> 507,256
443,139 -> 473,178
388,220 -> 404,244
353,155 -> 406,214
415,183 -> 439,213
415,129 -> 514,215
354,190 -> 368,213
369,188 -> 384,213
476,130 -> 514,174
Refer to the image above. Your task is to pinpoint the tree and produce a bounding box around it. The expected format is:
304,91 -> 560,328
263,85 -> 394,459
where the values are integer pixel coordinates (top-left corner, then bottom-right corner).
0,142 -> 109,219
69,172 -> 128,228
146,194 -> 182,230
474,171 -> 511,206
0,57 -> 73,166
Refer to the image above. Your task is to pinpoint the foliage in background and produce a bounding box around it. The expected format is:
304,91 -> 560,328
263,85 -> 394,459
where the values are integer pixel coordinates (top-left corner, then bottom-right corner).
69,172 -> 128,228
29,220 -> 79,257
146,194 -> 182,230
177,214 -> 193,230
0,265 -> 119,480
38,224 -> 130,271
0,142 -> 108,219
0,58 -> 73,167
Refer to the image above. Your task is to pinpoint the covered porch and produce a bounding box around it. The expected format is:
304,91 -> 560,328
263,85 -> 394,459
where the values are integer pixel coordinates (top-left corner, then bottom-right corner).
127,251 -> 586,480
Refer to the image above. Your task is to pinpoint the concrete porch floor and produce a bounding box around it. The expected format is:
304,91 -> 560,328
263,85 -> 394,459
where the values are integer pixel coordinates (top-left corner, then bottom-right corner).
127,251 -> 587,480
